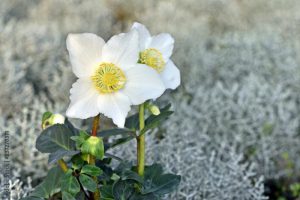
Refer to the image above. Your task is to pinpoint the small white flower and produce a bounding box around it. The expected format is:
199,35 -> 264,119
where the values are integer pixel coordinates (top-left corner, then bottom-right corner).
66,30 -> 165,127
131,22 -> 181,90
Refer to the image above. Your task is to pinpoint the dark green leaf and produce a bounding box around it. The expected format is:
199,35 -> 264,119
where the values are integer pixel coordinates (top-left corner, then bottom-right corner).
144,174 -> 180,195
74,191 -> 86,200
98,128 -> 134,138
64,118 -> 80,135
142,164 -> 181,195
100,185 -> 114,200
125,114 -> 139,130
60,170 -> 80,195
112,180 -> 136,200
29,167 -> 64,198
79,174 -> 97,192
81,165 -> 102,176
142,111 -> 173,135
121,170 -> 143,183
160,103 -> 172,112
95,160 -> 114,182
62,191 -> 76,200
36,124 -> 76,153
144,164 -> 163,177
48,149 -> 79,164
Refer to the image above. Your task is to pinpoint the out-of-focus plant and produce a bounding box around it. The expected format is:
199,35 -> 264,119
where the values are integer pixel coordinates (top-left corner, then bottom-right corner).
22,22 -> 180,200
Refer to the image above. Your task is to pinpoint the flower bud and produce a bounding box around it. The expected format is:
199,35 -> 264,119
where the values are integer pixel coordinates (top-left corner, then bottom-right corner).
148,104 -> 160,116
81,136 -> 104,160
42,112 -> 65,130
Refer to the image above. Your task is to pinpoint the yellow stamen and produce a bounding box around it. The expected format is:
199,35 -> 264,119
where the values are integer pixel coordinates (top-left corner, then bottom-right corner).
139,48 -> 165,73
91,63 -> 126,93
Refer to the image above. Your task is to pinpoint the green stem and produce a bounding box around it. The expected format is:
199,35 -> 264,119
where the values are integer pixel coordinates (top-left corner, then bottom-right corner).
89,114 -> 100,200
137,103 -> 145,176
57,159 -> 68,172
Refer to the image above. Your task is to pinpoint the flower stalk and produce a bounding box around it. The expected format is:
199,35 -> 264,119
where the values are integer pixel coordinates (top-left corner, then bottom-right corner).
89,114 -> 100,200
137,103 -> 145,176
57,159 -> 68,172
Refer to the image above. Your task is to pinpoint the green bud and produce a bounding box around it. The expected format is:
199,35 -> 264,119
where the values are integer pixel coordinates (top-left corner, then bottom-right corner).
42,112 -> 65,130
81,136 -> 104,160
148,104 -> 160,116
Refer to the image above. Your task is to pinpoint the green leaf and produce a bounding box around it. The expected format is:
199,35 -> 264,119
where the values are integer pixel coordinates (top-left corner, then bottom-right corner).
125,114 -> 139,130
64,118 -> 80,135
81,165 -> 102,176
142,164 -> 181,195
98,128 -> 134,138
112,180 -> 136,200
79,174 -> 97,192
144,164 -> 163,178
81,136 -> 104,159
62,191 -> 76,200
29,167 -> 64,198
71,154 -> 85,170
142,111 -> 173,135
60,170 -> 80,195
71,130 -> 90,149
96,160 -> 114,182
100,185 -> 114,200
36,124 -> 76,153
114,162 -> 142,183
121,170 -> 143,183
48,149 -> 79,164
75,192 -> 86,200
160,103 -> 172,112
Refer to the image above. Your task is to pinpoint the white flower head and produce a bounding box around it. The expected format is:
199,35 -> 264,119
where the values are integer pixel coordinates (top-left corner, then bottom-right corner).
131,22 -> 181,90
66,30 -> 165,127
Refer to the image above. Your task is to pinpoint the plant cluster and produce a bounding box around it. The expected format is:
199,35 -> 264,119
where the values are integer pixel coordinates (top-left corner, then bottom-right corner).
22,22 -> 181,200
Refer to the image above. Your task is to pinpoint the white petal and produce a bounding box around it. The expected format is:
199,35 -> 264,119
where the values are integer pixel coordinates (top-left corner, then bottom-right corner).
149,33 -> 174,61
102,30 -> 139,71
66,33 -> 105,78
160,60 -> 180,90
122,64 -> 165,105
131,22 -> 151,50
66,78 -> 99,119
97,93 -> 131,128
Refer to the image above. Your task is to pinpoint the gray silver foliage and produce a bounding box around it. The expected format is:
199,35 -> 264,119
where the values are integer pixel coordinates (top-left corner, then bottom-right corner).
2,0 -> 300,199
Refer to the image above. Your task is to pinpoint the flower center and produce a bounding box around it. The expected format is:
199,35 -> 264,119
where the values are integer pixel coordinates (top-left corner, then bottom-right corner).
91,63 -> 126,93
139,48 -> 165,73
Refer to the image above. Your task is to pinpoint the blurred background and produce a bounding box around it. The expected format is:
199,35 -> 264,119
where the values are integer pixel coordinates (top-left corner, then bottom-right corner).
1,0 -> 300,199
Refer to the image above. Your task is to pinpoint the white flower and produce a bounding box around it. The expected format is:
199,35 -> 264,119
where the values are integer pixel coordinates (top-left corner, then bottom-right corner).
65,30 -> 165,127
131,22 -> 180,90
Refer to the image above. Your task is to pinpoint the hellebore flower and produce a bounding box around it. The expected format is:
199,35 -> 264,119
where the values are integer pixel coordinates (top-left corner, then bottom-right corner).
66,30 -> 164,127
131,22 -> 180,90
